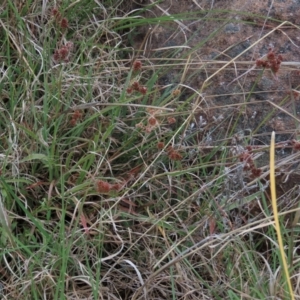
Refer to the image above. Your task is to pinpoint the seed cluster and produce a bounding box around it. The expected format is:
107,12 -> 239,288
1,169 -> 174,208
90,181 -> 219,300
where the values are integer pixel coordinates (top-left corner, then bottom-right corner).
256,48 -> 283,74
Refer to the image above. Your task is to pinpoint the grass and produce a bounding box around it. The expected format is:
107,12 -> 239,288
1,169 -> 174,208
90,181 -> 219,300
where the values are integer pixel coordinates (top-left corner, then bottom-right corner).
1,0 -> 300,299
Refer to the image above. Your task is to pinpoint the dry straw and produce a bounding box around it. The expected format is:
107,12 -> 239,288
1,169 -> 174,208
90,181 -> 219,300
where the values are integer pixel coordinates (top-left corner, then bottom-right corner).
270,131 -> 294,299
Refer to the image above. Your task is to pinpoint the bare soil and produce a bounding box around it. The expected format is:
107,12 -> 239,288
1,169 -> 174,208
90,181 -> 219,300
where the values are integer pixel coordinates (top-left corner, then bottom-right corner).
134,0 -> 300,151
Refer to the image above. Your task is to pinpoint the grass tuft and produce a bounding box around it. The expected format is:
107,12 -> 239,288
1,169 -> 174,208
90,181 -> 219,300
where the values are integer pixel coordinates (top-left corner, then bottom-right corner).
1,0 -> 300,299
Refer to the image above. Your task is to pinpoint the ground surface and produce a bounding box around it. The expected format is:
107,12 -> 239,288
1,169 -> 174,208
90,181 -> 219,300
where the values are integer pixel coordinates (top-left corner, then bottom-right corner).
137,0 -> 300,140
